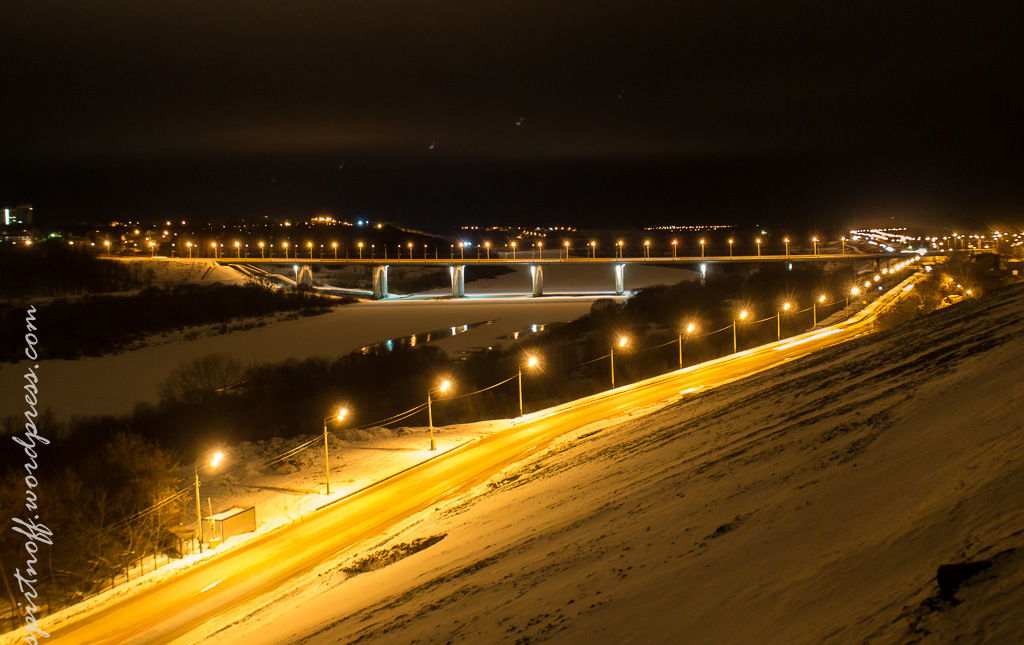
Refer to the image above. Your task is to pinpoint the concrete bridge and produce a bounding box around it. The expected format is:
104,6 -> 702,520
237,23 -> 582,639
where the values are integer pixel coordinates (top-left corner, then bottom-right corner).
216,253 -> 902,299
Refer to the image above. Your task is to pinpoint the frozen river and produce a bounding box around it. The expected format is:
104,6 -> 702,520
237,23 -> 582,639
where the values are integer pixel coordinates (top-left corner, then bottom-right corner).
1,264 -> 696,419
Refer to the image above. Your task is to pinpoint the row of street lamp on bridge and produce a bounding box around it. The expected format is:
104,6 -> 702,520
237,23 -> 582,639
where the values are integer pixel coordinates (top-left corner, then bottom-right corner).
112,235 -> 847,260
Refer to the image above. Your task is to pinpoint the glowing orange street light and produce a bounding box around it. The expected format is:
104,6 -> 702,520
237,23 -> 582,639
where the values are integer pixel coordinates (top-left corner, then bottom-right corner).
563,240 -> 569,259
485,241 -> 491,259
427,380 -> 452,450
784,238 -> 790,255
728,238 -> 734,257
323,408 -> 349,494
234,241 -> 241,258
518,355 -> 540,417
671,239 -> 678,259
812,237 -> 820,255
755,238 -> 762,257
733,310 -> 749,353
307,241 -> 314,258
699,238 -> 706,259
610,336 -> 629,388
282,241 -> 289,259
194,451 -> 226,553
258,241 -> 265,258
357,242 -> 364,259
511,241 -> 517,259
105,240 -> 112,257
778,302 -> 793,340
679,322 -> 697,368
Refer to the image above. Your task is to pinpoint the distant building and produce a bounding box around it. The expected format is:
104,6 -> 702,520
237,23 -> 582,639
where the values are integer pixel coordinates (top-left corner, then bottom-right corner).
3,204 -> 32,226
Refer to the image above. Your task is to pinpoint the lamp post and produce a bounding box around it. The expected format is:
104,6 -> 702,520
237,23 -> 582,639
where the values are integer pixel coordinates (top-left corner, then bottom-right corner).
813,294 -> 826,325
644,240 -> 650,258
537,241 -> 543,258
485,242 -> 491,259
106,240 -> 113,257
784,238 -> 790,256
459,242 -> 465,260
610,335 -> 628,388
323,408 -> 348,495
358,242 -> 363,259
234,241 -> 241,258
590,241 -> 596,258
840,237 -> 846,254
755,239 -> 761,257
563,241 -> 569,259
672,240 -> 678,258
259,241 -> 265,258
427,380 -> 452,451
149,241 -> 156,257
211,242 -> 218,259
194,451 -> 224,554
511,241 -> 517,259
332,242 -> 338,259
733,310 -> 748,353
282,242 -> 289,259
307,242 -> 314,259
617,240 -> 624,258
699,239 -> 705,258
728,238 -> 734,257
777,302 -> 792,340
518,356 -> 539,417
812,237 -> 819,255
679,323 -> 696,369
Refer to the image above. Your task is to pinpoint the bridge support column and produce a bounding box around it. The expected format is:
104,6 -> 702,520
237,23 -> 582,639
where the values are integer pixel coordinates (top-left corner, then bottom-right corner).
530,265 -> 544,297
296,265 -> 314,288
450,265 -> 466,298
372,265 -> 389,300
614,264 -> 625,295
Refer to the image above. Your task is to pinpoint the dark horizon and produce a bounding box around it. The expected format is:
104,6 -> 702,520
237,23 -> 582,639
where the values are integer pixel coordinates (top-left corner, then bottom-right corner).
3,2 -> 1024,232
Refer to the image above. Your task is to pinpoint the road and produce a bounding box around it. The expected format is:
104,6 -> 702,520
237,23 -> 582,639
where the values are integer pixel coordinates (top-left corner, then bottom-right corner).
45,271 -> 926,644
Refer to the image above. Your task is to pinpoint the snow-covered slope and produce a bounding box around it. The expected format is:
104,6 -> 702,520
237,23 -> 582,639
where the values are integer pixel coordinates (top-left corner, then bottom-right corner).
177,284 -> 1024,643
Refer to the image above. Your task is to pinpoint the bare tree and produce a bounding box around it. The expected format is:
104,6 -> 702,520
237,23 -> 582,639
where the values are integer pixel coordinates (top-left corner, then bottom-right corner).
159,354 -> 242,404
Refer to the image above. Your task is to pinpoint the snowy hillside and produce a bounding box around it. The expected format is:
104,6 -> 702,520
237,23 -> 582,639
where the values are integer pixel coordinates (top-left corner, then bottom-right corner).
199,281 -> 1024,644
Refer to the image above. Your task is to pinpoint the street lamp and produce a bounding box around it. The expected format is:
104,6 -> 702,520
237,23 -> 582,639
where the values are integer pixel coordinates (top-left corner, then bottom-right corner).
617,240 -> 624,258
149,241 -> 156,257
518,356 -> 539,417
358,242 -> 364,259
728,238 -> 734,257
812,237 -> 819,255
105,240 -> 112,256
840,236 -> 846,254
563,240 -> 569,259
427,379 -> 452,451
459,242 -> 465,260
699,239 -> 706,258
813,294 -> 826,325
332,242 -> 338,259
307,241 -> 313,258
537,241 -> 543,257
777,302 -> 792,340
282,241 -> 289,259
733,310 -> 749,353
784,238 -> 790,256
590,241 -> 596,258
644,240 -> 650,258
323,408 -> 348,495
755,238 -> 761,257
679,322 -> 697,369
610,336 -> 628,388
258,241 -> 265,258
194,451 -> 225,554
672,239 -> 678,258
234,241 -> 241,258
511,241 -> 517,259
485,242 -> 491,259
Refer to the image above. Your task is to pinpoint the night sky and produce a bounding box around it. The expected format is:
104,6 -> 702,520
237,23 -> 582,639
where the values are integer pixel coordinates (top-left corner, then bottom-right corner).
3,2 -> 1023,231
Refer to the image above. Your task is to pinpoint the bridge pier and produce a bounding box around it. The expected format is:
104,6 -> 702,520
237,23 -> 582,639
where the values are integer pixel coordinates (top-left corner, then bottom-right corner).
450,265 -> 466,298
614,264 -> 625,295
296,265 -> 314,288
372,265 -> 389,299
530,265 -> 544,297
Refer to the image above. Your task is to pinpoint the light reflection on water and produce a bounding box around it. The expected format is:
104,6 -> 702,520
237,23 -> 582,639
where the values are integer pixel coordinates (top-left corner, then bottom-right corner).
359,320 -> 494,355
